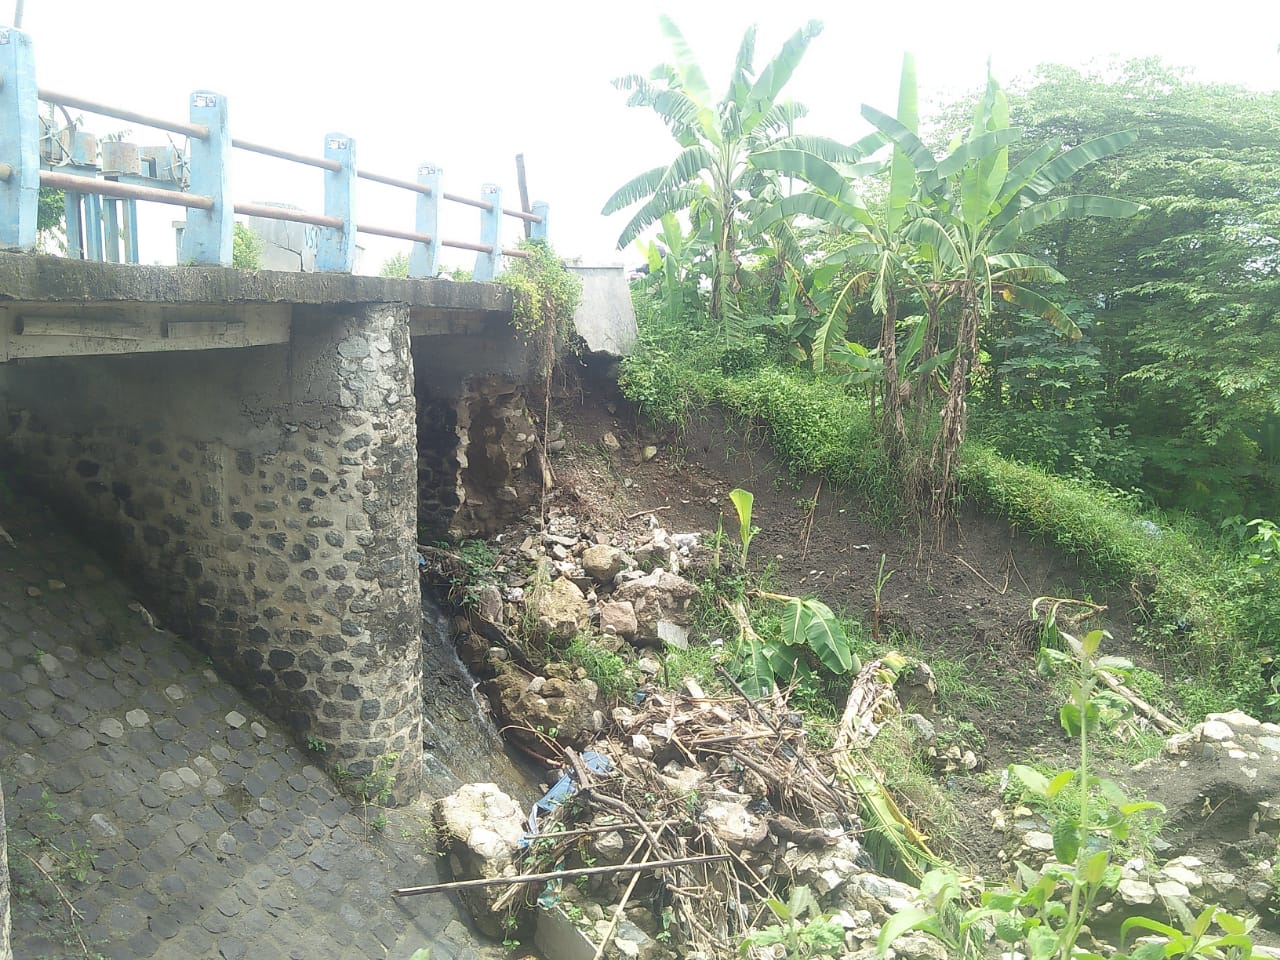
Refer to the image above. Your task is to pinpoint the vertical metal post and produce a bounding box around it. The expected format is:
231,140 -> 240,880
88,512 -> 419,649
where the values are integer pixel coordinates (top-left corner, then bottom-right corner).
84,193 -> 103,260
124,199 -> 139,263
181,90 -> 231,265
63,191 -> 83,258
0,27 -> 40,250
316,133 -> 355,272
409,163 -> 440,279
103,199 -> 120,262
530,201 -> 549,242
515,153 -> 531,240
474,183 -> 501,281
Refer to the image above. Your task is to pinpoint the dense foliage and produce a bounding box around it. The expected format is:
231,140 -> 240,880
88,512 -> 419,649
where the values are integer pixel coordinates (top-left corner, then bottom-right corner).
612,35 -> 1280,716
970,60 -> 1280,519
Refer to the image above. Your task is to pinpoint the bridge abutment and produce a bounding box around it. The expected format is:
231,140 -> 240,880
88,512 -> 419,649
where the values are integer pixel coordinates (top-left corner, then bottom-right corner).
0,285 -> 425,800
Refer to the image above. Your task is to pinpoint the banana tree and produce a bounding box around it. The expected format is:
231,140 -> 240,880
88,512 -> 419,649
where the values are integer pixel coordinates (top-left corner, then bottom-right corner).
757,56 -> 1144,524
636,212 -> 701,329
861,68 -> 1144,520
602,16 -> 850,325
750,54 -> 934,456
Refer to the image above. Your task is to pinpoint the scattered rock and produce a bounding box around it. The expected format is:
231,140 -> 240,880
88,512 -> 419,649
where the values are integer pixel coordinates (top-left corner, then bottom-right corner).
533,577 -> 591,642
582,545 -> 628,584
599,601 -> 639,641
602,432 -> 621,452
433,783 -> 530,938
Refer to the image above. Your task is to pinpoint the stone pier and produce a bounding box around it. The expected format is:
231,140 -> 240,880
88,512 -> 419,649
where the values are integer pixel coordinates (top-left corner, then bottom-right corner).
0,256 -> 531,802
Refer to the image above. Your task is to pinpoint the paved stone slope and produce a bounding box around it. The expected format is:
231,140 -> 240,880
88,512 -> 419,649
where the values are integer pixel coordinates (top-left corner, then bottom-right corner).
0,494 -> 503,960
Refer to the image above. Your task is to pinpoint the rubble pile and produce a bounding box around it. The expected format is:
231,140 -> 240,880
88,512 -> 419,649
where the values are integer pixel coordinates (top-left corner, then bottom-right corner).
428,677 -> 951,960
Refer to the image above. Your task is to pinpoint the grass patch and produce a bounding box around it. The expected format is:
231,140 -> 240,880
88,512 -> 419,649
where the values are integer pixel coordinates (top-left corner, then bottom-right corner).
563,635 -> 637,704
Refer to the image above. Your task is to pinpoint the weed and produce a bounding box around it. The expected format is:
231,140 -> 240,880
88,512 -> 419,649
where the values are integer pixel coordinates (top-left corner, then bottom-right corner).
563,635 -> 636,703
881,627 -> 1253,960
741,885 -> 845,957
306,735 -> 328,753
339,753 -> 399,836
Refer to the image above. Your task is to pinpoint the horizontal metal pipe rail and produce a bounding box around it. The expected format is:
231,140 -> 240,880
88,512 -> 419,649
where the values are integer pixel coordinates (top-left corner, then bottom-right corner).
38,89 -> 208,140
2,30 -> 553,276
233,202 -> 342,229
231,138 -> 341,172
40,170 -> 213,210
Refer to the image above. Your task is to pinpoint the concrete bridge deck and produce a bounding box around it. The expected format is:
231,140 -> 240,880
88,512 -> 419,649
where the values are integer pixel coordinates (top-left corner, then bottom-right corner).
1,488 -> 502,960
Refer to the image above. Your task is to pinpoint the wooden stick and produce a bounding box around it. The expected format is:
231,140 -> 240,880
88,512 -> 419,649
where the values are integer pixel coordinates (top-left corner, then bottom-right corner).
526,819 -> 674,842
22,851 -> 90,956
954,555 -> 1009,596
590,838 -> 649,960
391,854 -> 729,897
625,505 -> 672,521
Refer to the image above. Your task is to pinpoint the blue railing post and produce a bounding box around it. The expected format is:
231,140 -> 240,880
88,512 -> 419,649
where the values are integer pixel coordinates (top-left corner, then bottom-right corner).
530,201 -> 549,242
181,91 -> 232,265
317,133 -> 355,272
0,27 -> 40,251
409,163 -> 440,279
474,183 -> 501,281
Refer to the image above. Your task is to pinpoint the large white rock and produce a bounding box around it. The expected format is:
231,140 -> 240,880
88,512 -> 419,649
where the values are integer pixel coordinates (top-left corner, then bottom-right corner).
433,783 -> 528,937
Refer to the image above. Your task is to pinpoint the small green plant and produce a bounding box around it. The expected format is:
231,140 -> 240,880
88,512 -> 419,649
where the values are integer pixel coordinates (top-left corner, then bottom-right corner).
1244,518 -> 1280,567
563,636 -> 636,702
736,590 -> 861,698
306,735 -> 328,753
879,625 -> 1253,960
232,222 -> 263,269
741,885 -> 846,957
871,554 -> 893,642
728,488 -> 759,570
341,752 -> 399,835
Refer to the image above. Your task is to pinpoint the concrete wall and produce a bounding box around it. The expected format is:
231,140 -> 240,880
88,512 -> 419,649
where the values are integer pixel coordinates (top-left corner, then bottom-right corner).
567,263 -> 637,357
0,303 -> 424,801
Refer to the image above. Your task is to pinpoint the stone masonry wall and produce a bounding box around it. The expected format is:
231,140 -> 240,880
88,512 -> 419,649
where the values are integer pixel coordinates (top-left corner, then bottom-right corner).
0,303 -> 423,801
416,392 -> 460,541
450,376 -> 542,538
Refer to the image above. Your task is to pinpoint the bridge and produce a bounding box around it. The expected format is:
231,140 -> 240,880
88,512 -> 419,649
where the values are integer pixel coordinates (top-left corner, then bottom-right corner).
0,24 -> 637,806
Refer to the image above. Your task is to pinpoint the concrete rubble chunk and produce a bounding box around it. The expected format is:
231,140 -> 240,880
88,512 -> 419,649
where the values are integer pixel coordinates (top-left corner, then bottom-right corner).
581,544 -> 628,584
532,577 -> 590,642
613,569 -> 698,642
433,783 -> 528,938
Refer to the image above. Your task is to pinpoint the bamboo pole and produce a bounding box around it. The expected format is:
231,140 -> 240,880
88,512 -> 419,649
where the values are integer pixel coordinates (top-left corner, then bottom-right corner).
391,854 -> 729,898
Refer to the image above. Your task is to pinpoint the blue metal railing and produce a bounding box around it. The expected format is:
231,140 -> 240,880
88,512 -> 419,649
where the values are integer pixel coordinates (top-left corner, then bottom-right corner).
0,26 -> 548,280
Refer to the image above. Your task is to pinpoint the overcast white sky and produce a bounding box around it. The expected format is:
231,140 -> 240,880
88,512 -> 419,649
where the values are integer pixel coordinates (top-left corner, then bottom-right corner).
13,0 -> 1280,271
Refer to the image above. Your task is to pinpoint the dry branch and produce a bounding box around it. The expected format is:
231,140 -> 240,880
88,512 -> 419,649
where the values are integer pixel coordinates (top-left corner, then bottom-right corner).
391,854 -> 729,898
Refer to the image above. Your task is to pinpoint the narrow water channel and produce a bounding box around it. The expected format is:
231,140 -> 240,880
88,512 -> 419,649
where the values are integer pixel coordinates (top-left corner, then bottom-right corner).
419,598 -> 541,802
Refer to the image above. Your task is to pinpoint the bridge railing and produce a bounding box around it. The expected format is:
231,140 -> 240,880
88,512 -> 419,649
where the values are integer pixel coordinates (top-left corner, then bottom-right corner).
0,27 -> 546,281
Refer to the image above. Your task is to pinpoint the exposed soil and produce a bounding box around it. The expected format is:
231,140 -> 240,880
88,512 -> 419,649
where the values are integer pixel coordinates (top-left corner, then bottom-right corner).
537,362 -> 1180,881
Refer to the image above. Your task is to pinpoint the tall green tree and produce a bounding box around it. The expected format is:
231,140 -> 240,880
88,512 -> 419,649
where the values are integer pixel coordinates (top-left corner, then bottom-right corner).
602,17 -> 842,324
992,60 -> 1280,518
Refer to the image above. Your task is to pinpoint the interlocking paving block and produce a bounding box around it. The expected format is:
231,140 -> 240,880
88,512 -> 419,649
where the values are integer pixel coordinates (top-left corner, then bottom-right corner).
4,508 -> 504,960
